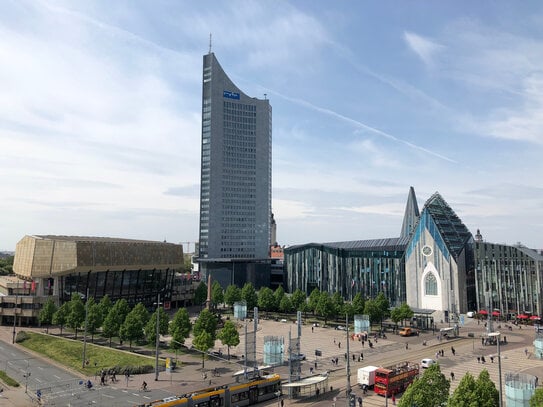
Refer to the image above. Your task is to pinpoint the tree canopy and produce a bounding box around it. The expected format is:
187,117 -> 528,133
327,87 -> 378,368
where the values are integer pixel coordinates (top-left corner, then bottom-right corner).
290,289 -> 307,311
66,294 -> 85,339
390,303 -> 414,325
211,281 -> 224,308
194,282 -> 208,306
257,287 -> 276,312
39,298 -> 57,333
397,363 -> 449,407
102,299 -> 130,347
193,309 -> 218,342
119,303 -> 149,348
218,320 -> 240,359
145,306 -> 170,344
241,282 -> 258,310
169,308 -> 191,348
224,285 -> 242,307
530,388 -> 543,407
193,331 -> 214,368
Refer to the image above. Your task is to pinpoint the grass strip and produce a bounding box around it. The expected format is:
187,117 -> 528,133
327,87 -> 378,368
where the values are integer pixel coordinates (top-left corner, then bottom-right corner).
18,331 -> 161,375
0,370 -> 20,387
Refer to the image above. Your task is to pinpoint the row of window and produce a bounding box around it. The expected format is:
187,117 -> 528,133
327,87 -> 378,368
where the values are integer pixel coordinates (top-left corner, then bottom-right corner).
223,101 -> 256,111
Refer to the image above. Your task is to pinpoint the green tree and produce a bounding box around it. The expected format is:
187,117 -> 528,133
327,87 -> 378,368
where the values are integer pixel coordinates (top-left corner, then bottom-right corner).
67,294 -> 85,339
224,285 -> 242,307
193,308 -> 218,341
102,299 -> 130,347
85,298 -> 104,342
352,293 -> 365,315
145,306 -> 170,344
375,292 -> 391,320
169,308 -> 192,348
211,281 -> 224,308
475,369 -> 499,407
291,289 -> 307,311
308,288 -> 321,313
0,255 -> 14,275
331,292 -> 345,317
193,331 -> 214,369
98,295 -> 112,322
448,372 -> 478,407
391,303 -> 414,326
344,302 -> 354,319
363,298 -> 382,324
194,281 -> 208,306
315,292 -> 335,325
52,302 -> 70,335
241,282 -> 258,310
530,388 -> 543,407
273,286 -> 285,311
39,298 -> 57,333
279,295 -> 294,313
218,320 -> 240,360
398,363 -> 450,407
258,287 -> 275,314
119,303 -> 149,349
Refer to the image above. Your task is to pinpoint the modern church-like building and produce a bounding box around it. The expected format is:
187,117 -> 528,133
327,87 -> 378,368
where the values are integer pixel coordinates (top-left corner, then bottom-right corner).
285,187 -> 543,322
197,52 -> 272,288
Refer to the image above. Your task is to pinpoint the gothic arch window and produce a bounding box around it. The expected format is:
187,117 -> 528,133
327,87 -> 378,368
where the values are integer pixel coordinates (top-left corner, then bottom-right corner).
425,273 -> 438,296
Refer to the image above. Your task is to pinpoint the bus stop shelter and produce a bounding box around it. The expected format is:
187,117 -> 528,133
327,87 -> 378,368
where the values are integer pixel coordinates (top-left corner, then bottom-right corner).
281,374 -> 329,399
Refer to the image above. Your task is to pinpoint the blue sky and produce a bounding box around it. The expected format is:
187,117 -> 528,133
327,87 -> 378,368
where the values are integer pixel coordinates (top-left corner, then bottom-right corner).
1,0 -> 542,251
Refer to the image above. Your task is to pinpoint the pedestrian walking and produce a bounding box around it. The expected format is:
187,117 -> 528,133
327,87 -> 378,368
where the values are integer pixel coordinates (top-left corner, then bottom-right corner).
525,348 -> 529,357
451,346 -> 456,356
450,372 -> 455,381
405,343 -> 409,350
360,352 -> 364,360
481,356 -> 486,364
312,326 -> 314,333
392,394 -> 396,405
477,356 -> 480,363
490,355 -> 494,363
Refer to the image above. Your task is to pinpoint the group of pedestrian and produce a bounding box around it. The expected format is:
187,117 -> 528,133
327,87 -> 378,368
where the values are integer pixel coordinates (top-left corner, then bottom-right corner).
476,356 -> 487,364
331,357 -> 340,366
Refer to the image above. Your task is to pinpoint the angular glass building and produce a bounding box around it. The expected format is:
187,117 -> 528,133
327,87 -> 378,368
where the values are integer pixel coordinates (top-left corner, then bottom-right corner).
197,52 -> 272,287
285,188 -> 543,321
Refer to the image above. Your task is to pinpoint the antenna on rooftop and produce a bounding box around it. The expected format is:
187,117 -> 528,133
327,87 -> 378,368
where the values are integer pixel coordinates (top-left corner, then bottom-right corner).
209,33 -> 212,54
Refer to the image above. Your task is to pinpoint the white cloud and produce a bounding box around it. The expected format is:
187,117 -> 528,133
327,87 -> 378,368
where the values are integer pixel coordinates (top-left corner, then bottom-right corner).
404,31 -> 444,66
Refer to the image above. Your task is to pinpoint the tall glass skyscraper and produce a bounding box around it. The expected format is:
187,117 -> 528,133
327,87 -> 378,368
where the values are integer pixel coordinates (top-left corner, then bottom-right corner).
198,52 -> 272,265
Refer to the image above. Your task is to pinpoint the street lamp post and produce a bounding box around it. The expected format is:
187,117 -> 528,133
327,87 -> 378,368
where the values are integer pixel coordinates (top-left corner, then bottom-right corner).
488,332 -> 503,407
82,288 -> 89,369
155,292 -> 161,381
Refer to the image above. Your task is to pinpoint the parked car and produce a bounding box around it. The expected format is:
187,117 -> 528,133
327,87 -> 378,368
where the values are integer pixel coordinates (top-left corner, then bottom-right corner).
466,311 -> 476,318
421,358 -> 436,369
399,327 -> 419,337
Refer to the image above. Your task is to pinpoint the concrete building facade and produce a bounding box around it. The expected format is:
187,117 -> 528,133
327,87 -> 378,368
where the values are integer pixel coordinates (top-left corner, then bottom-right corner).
197,52 -> 272,288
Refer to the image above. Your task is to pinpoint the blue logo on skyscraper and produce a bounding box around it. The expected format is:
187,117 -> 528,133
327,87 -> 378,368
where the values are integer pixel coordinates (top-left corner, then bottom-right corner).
223,90 -> 240,100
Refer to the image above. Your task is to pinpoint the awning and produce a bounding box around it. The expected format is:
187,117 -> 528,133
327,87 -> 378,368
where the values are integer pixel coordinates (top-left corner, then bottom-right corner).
518,314 -> 529,320
530,316 -> 541,321
478,310 -> 488,315
492,311 -> 500,317
282,375 -> 328,388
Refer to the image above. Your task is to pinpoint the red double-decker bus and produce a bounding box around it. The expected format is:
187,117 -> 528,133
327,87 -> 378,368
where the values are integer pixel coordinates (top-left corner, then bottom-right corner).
374,362 -> 419,397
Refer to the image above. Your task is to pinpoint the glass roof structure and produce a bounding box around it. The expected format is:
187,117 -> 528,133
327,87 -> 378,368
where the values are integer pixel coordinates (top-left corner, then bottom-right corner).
422,193 -> 472,259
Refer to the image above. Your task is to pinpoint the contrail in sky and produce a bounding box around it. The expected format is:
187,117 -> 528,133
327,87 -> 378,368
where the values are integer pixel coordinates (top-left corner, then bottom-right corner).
267,89 -> 457,164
